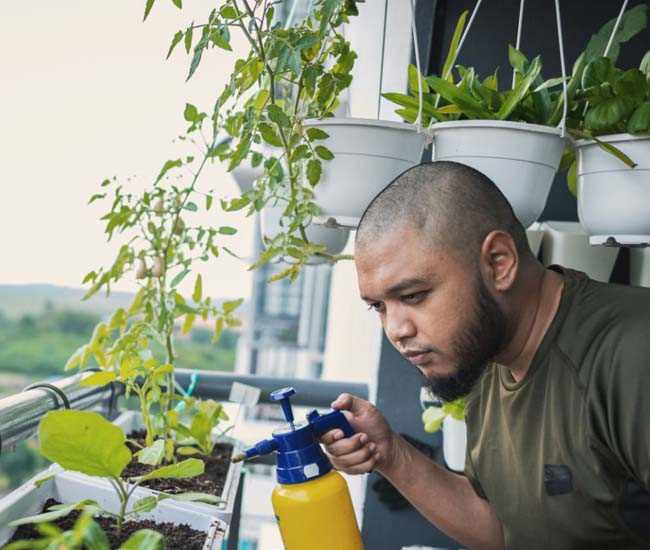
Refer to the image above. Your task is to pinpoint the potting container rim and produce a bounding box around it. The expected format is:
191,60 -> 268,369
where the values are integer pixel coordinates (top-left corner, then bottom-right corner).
575,132 -> 650,148
303,117 -> 420,133
431,119 -> 564,136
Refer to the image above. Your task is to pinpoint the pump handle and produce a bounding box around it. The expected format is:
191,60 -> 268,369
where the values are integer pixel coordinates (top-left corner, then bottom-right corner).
308,409 -> 355,439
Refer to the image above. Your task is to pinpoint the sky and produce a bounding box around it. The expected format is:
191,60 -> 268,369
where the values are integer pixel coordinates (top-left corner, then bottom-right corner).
0,1 -> 256,300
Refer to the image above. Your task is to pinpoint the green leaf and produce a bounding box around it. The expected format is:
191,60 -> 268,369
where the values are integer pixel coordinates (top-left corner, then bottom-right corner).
258,123 -> 283,147
192,274 -> 203,302
422,407 -> 445,433
130,496 -> 161,514
184,201 -> 198,212
213,317 -> 224,343
613,69 -> 647,103
267,104 -> 291,128
177,446 -> 201,455
80,371 -> 117,388
155,159 -> 182,183
137,440 -> 165,466
220,5 -> 238,19
567,159 -> 577,197
442,10 -> 468,79
640,50 -> 650,76
181,313 -> 196,335
628,102 -> 650,133
143,0 -> 156,21
33,473 -> 55,489
171,268 -> 190,288
139,458 -> 204,481
81,515 -> 111,550
497,56 -> 542,120
171,0 -> 182,8
218,226 -> 237,235
306,127 -> 329,141
166,30 -> 183,59
508,45 -> 528,74
583,4 -> 648,64
187,30 -> 209,81
171,492 -> 224,504
582,57 -> 614,88
307,159 -> 322,186
315,145 -> 334,160
9,500 -> 99,527
39,410 -> 131,478
426,76 -> 492,119
408,63 -> 428,95
183,103 -> 198,122
118,530 -> 165,550
585,97 -> 636,133
534,76 -> 568,93
223,298 -> 244,314
253,89 -> 270,112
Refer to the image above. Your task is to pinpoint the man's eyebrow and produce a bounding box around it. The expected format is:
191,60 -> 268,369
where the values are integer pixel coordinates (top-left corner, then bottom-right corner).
361,277 -> 430,302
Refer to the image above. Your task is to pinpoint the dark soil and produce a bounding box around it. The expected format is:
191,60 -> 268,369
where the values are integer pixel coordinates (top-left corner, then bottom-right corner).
6,499 -> 209,549
122,430 -> 233,497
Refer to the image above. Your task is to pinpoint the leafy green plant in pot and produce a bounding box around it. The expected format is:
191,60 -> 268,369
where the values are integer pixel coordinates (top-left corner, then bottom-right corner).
5,410 -> 214,548
560,4 -> 650,245
384,9 -> 568,229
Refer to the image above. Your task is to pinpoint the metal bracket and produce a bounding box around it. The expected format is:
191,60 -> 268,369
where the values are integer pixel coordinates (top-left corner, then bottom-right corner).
23,382 -> 71,410
311,215 -> 360,230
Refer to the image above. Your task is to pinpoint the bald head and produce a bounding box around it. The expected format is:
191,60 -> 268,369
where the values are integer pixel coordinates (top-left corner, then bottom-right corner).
356,161 -> 531,265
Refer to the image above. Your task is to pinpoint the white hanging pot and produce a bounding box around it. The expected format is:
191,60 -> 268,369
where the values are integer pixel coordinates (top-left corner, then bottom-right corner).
261,204 -> 350,265
430,120 -> 566,229
576,134 -> 650,246
303,118 -> 426,223
230,156 -> 264,194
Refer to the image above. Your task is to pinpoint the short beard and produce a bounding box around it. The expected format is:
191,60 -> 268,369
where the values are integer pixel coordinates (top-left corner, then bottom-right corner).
424,274 -> 506,402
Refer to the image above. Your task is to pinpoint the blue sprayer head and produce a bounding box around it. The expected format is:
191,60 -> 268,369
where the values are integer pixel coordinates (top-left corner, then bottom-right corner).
232,386 -> 355,484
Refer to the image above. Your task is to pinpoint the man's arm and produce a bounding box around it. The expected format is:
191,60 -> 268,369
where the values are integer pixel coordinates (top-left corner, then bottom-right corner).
380,433 -> 504,550
321,394 -> 504,550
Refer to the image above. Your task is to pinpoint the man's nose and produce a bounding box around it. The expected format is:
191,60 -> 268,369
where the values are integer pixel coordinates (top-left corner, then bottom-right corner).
385,306 -> 416,344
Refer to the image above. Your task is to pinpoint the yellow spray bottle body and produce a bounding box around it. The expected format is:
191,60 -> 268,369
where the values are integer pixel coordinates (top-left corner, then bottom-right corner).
272,470 -> 363,550
236,387 -> 364,549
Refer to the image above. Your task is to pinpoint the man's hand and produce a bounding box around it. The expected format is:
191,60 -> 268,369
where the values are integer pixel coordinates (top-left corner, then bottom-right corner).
320,393 -> 397,474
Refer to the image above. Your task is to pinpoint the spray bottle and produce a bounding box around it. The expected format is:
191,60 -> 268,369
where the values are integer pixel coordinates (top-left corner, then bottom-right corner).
232,387 -> 364,549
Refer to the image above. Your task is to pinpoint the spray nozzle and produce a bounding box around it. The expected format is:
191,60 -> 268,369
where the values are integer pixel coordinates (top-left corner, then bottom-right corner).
270,386 -> 296,430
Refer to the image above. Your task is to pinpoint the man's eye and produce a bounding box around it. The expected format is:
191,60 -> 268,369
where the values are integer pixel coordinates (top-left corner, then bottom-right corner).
402,291 -> 426,304
367,302 -> 384,313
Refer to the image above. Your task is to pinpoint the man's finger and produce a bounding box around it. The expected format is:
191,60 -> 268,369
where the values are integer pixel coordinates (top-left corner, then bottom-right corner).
328,442 -> 374,467
325,433 -> 367,457
320,429 -> 344,445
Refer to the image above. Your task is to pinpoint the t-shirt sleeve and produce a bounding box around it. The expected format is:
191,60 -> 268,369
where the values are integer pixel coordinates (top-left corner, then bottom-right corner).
590,320 -> 650,488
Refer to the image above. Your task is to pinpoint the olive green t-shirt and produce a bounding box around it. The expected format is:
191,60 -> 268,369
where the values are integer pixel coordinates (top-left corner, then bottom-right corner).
465,266 -> 650,549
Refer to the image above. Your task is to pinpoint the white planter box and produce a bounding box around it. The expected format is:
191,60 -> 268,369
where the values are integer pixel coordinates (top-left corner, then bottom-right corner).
540,221 -> 619,282
576,134 -> 650,246
57,410 -> 243,525
305,118 -> 425,223
430,120 -> 566,229
261,204 -> 350,265
0,466 -> 225,549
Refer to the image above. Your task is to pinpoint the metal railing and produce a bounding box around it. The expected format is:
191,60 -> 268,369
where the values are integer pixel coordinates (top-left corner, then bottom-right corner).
0,369 -> 368,455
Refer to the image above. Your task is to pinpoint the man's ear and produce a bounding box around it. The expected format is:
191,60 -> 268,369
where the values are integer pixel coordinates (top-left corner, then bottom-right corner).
479,230 -> 519,292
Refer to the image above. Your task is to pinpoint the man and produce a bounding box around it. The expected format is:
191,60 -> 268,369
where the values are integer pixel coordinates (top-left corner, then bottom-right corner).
321,161 -> 650,549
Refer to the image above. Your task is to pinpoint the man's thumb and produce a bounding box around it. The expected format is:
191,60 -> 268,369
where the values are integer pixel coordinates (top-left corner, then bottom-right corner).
331,393 -> 364,414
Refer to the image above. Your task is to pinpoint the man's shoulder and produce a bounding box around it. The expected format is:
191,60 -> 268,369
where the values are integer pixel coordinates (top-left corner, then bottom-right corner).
557,276 -> 650,380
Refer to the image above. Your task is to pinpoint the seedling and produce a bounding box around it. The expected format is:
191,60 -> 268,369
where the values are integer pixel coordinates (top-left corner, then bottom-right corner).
9,410 -> 208,536
172,399 -> 232,457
